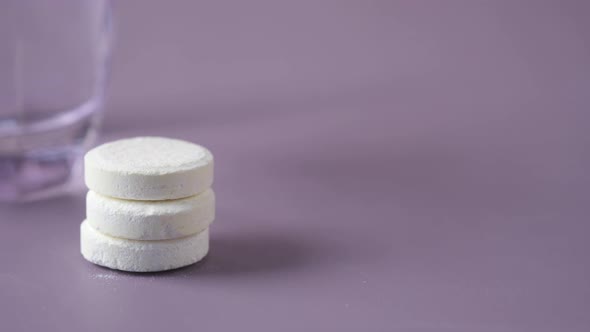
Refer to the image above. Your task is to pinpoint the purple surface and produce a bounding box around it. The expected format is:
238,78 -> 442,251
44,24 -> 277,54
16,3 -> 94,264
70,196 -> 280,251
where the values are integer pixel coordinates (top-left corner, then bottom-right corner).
1,1 -> 590,331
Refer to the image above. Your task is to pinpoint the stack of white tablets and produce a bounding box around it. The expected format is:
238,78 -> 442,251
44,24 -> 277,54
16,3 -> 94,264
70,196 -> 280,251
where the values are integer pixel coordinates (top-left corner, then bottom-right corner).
80,137 -> 215,272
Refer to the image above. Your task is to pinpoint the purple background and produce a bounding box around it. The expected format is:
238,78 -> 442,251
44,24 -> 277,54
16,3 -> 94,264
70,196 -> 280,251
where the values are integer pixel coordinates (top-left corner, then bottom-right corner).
1,1 -> 590,331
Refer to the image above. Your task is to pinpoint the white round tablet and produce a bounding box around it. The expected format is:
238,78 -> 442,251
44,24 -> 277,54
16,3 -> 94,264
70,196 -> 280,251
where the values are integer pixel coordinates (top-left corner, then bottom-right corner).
84,137 -> 214,200
80,220 -> 209,272
86,188 -> 215,241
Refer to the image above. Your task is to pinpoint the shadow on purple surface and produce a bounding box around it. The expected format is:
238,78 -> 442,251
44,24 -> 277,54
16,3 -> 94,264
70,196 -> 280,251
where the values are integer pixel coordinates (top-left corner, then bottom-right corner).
199,230 -> 313,276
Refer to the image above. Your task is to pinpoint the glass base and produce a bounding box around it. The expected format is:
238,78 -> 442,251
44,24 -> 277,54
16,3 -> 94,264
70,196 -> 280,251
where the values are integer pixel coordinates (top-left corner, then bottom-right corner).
0,147 -> 81,202
0,100 -> 100,202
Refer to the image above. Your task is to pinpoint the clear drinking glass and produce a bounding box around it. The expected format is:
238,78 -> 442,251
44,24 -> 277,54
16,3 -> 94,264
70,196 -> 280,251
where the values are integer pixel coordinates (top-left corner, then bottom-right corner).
0,0 -> 111,201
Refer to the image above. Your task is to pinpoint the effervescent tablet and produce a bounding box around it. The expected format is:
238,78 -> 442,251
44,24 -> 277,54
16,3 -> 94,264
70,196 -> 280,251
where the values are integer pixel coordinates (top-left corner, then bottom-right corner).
81,220 -> 209,272
84,137 -> 213,200
86,188 -> 215,241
